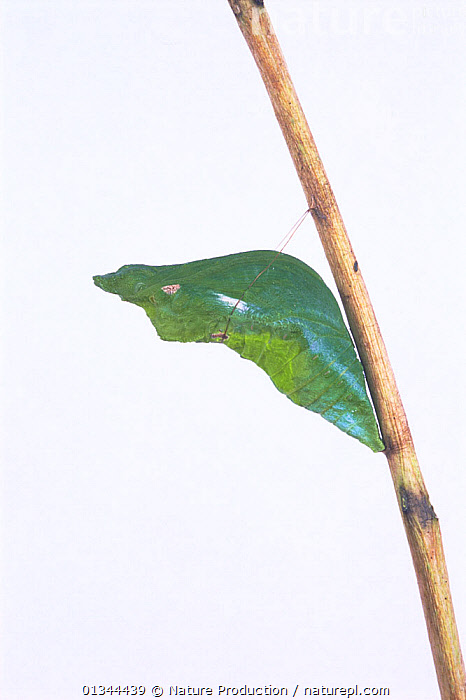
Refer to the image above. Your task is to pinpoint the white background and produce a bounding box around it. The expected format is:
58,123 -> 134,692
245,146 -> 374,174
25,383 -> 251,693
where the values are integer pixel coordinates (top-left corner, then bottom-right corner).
2,1 -> 465,699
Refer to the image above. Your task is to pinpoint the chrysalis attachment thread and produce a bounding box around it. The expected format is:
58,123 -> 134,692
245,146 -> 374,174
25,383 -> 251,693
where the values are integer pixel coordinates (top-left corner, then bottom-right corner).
221,209 -> 310,341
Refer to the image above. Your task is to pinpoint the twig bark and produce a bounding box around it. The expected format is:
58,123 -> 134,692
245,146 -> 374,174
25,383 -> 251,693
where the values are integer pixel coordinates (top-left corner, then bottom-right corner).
226,1 -> 465,698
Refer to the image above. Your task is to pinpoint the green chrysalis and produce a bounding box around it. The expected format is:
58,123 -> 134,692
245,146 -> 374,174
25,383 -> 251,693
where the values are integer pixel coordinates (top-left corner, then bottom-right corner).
94,251 -> 384,452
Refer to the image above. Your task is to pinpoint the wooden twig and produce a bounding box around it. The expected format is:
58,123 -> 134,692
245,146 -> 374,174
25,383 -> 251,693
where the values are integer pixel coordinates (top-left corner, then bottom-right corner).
226,1 -> 465,697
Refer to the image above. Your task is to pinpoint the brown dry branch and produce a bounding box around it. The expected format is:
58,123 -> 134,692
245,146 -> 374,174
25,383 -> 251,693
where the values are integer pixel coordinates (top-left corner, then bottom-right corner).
226,1 -> 465,698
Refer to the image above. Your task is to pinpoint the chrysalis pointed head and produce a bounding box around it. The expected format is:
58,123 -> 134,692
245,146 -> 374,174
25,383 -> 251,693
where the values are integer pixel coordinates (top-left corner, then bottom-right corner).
93,265 -> 160,305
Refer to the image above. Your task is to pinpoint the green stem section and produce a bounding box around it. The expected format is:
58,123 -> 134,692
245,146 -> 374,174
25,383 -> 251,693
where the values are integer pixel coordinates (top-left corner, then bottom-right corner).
226,1 -> 465,697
